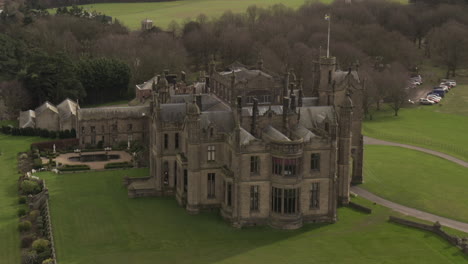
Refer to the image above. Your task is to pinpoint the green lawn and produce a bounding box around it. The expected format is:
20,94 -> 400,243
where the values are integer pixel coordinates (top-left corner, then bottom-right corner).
0,134 -> 42,264
363,145 -> 468,223
363,85 -> 468,161
50,0 -> 405,30
37,168 -> 467,264
0,120 -> 18,127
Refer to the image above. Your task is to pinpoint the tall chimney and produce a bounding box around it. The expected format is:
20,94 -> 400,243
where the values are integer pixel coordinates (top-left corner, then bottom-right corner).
290,94 -> 296,112
251,98 -> 259,136
283,97 -> 289,129
196,94 -> 202,111
283,71 -> 290,97
237,96 -> 243,125
298,89 -> 303,107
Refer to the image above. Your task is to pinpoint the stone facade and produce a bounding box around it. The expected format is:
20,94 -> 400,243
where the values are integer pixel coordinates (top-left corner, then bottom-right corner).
126,56 -> 364,229
22,56 -> 364,230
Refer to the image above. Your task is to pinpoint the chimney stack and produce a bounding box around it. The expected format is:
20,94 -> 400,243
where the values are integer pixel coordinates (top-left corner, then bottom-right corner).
298,89 -> 303,107
237,96 -> 243,124
251,98 -> 259,137
290,94 -> 296,112
196,94 -> 202,111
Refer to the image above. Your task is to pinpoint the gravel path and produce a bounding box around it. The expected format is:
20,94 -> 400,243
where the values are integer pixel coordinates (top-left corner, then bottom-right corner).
364,136 -> 468,168
360,136 -> 468,232
351,186 -> 468,233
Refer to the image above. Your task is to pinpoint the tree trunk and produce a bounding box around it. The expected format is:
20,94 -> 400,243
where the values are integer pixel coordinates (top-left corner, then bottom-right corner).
394,108 -> 399,116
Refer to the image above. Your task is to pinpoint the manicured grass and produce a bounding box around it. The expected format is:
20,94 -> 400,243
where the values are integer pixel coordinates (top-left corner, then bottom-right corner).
37,169 -> 467,264
363,145 -> 468,223
51,0 -> 408,30
51,0 -> 320,30
52,0 -> 311,30
0,134 -> 42,264
363,85 -> 468,161
0,119 -> 18,127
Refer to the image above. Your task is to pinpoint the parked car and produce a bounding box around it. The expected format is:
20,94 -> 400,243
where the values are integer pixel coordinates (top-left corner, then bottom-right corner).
420,98 -> 435,105
432,89 -> 446,97
427,94 -> 442,100
427,96 -> 440,103
411,74 -> 423,84
441,79 -> 456,87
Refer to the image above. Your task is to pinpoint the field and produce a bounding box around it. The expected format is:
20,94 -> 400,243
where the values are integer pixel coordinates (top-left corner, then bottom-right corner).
50,0 -> 407,30
0,135 -> 42,264
363,145 -> 468,223
363,84 -> 468,162
33,168 -> 467,264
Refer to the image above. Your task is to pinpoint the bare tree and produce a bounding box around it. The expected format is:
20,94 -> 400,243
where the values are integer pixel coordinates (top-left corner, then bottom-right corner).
428,20 -> 468,78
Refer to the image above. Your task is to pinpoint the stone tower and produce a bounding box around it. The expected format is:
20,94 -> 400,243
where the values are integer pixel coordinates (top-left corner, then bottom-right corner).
317,56 -> 337,106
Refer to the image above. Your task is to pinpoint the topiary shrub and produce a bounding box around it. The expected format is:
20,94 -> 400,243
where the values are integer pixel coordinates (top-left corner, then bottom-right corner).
17,208 -> 27,217
21,235 -> 35,248
18,221 -> 32,232
42,258 -> 54,264
33,158 -> 43,169
18,196 -> 27,204
19,153 -> 29,159
20,180 -> 42,195
37,248 -> 52,263
32,239 -> 50,253
21,250 -> 38,264
29,210 -> 40,222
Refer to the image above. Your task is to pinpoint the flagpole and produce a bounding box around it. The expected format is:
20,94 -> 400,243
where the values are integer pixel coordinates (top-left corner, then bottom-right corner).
327,14 -> 331,58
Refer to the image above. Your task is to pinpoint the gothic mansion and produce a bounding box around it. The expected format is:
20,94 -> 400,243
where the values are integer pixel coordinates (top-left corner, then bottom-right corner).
125,56 -> 364,229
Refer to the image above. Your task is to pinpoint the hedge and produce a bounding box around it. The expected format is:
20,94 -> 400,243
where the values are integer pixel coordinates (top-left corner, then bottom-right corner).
31,138 -> 79,152
58,164 -> 90,172
1,126 -> 76,139
105,162 -> 134,169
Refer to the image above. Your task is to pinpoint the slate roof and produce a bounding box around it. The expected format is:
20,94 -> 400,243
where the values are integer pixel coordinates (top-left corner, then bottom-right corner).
57,99 -> 77,120
298,106 -> 336,129
160,104 -> 186,123
291,124 -> 316,141
219,65 -> 272,84
136,76 -> 157,91
79,106 -> 150,121
239,127 -> 256,146
334,70 -> 360,84
200,111 -> 235,133
19,110 -> 36,128
35,102 -> 58,115
262,125 -> 290,142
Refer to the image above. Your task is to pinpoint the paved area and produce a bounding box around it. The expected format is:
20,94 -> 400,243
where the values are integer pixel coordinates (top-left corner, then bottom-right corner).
54,151 -> 132,170
364,136 -> 468,168
352,186 -> 468,233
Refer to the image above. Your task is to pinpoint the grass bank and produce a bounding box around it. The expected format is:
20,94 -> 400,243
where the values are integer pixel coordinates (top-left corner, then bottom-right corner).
0,134 -> 42,263
38,168 -> 467,264
51,0 -> 409,30
363,145 -> 468,223
363,85 -> 468,161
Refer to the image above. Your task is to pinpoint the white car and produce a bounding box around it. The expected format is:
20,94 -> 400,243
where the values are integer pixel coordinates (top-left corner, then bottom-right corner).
441,79 -> 456,87
427,95 -> 442,101
427,96 -> 440,103
420,98 -> 435,105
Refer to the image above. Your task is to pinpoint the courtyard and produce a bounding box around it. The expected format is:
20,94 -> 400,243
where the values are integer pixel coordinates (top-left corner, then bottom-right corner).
53,150 -> 133,170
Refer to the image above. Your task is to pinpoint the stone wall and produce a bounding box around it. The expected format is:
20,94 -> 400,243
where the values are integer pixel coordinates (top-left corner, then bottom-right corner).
347,201 -> 372,214
389,216 -> 468,255
28,181 -> 58,264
